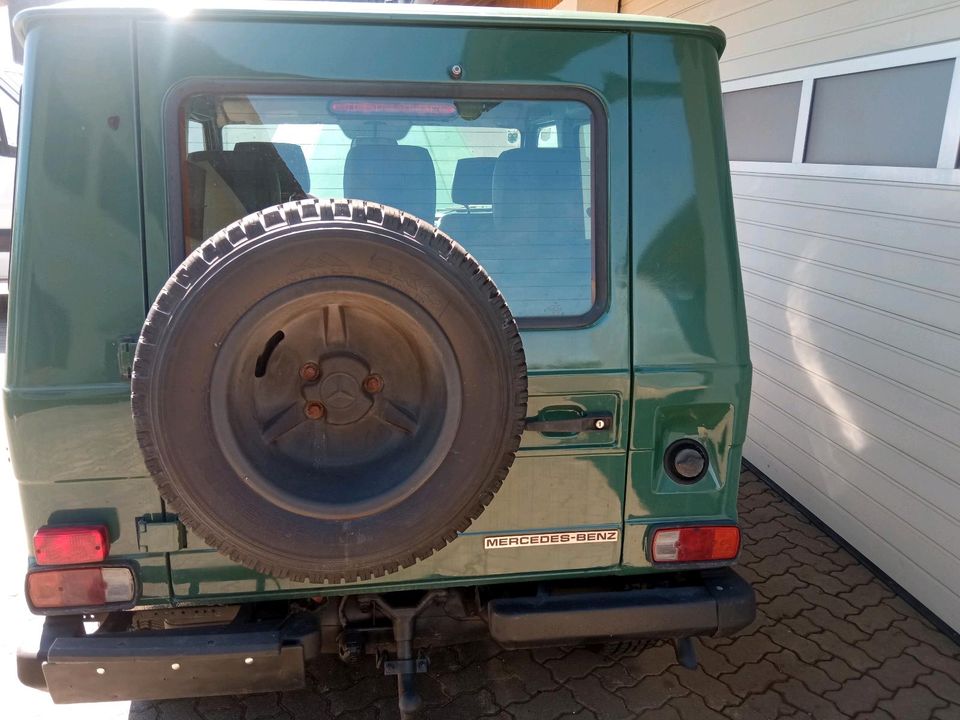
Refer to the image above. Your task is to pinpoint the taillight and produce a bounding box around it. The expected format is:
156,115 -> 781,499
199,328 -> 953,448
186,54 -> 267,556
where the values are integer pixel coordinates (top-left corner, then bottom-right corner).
651,526 -> 740,563
33,525 -> 109,565
26,567 -> 136,611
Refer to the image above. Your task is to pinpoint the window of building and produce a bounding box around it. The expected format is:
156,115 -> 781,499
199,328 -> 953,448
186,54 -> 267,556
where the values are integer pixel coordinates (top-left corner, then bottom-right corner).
722,82 -> 802,162
805,59 -> 955,168
179,92 -> 600,320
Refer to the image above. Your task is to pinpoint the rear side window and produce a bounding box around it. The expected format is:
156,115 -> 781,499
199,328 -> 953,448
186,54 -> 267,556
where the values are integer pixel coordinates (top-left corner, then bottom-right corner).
178,92 -> 599,321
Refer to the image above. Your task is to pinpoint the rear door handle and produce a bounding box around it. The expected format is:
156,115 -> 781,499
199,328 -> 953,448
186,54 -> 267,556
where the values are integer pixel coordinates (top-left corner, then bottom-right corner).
524,411 -> 613,434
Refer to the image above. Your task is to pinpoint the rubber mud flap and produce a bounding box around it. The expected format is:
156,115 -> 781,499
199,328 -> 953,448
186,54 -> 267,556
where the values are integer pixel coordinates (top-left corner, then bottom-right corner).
132,200 -> 527,583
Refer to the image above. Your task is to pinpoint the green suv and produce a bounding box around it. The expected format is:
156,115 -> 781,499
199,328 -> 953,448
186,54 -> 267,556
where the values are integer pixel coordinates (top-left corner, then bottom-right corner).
9,3 -> 753,716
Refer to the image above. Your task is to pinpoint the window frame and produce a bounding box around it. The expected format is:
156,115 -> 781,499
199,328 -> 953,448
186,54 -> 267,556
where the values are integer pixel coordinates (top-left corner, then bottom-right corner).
164,80 -> 609,331
721,39 -> 960,184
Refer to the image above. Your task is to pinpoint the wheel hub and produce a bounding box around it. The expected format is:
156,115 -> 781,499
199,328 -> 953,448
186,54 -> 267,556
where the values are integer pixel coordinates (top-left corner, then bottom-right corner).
209,278 -> 463,520
301,354 -> 374,425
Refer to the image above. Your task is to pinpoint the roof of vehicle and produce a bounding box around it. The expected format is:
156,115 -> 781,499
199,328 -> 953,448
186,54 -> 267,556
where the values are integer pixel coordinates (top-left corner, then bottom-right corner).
13,1 -> 725,54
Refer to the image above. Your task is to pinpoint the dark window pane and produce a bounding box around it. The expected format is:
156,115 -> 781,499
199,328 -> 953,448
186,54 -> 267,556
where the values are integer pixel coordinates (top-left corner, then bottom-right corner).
805,60 -> 955,168
722,82 -> 802,162
182,94 -> 596,318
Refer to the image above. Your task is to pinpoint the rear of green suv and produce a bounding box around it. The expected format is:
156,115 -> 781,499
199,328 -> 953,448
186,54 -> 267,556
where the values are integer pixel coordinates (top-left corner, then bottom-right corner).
8,3 -> 752,715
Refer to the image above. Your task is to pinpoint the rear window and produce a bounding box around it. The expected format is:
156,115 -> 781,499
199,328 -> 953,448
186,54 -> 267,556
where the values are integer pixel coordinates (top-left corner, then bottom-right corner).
178,92 -> 599,320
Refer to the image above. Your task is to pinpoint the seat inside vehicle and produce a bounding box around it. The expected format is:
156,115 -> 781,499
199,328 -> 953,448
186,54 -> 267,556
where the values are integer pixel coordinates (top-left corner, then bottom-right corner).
437,156 -> 496,245
343,142 -> 437,222
184,149 -> 285,249
473,147 -> 593,317
234,141 -> 312,201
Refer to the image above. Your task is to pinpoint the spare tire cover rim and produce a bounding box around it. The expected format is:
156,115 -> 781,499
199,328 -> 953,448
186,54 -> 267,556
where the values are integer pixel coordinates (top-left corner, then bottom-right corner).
209,276 -> 463,520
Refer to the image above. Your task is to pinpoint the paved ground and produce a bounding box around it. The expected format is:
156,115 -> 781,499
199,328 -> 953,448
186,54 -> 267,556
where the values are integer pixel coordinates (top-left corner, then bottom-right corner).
2,310 -> 959,718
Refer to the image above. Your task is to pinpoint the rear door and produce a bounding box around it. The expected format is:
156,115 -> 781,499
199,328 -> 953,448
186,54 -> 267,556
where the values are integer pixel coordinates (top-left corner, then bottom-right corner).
136,14 -> 631,598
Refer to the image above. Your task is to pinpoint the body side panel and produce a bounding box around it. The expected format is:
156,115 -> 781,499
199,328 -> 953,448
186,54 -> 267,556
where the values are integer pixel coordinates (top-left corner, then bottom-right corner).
625,33 -> 751,568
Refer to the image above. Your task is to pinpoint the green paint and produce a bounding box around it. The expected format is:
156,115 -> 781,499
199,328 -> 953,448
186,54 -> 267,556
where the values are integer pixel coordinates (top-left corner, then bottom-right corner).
6,4 -> 748,606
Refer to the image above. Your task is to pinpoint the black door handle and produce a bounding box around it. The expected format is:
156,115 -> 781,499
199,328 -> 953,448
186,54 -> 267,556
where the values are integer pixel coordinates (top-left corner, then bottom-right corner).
525,412 -> 613,434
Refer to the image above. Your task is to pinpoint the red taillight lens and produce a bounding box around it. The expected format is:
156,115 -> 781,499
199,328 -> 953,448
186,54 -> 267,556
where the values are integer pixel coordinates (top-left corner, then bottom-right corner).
651,526 -> 740,563
26,567 -> 135,610
34,525 -> 109,565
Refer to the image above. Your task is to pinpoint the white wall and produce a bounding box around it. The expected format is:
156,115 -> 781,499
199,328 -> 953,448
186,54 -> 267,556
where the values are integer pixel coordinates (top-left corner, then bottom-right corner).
625,0 -> 960,632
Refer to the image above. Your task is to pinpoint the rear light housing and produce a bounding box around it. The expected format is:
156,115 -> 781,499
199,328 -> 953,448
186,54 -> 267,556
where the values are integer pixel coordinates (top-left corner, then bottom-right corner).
329,100 -> 458,117
26,565 -> 137,614
650,525 -> 741,564
34,525 -> 109,565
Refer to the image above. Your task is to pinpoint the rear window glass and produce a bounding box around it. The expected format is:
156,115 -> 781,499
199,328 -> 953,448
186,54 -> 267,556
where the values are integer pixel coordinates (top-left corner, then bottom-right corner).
179,93 -> 597,319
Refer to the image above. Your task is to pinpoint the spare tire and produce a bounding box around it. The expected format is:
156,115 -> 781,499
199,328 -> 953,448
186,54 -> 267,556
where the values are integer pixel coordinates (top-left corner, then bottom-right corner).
132,200 -> 527,583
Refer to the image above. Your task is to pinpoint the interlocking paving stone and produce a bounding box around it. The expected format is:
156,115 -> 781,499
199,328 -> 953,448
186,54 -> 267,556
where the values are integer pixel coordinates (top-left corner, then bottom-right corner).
544,648 -> 614,683
761,624 -> 831,664
565,675 -> 633,719
906,643 -> 960,676
896,615 -> 960,656
876,684 -> 949,720
817,656 -> 861,684
848,602 -> 909,635
617,643 -> 679,681
155,699 -> 202,720
504,686 -> 580,720
422,688 -> 502,720
789,562 -> 850,595
242,693 -> 284,720
869,654 -> 931,692
593,661 -> 639,692
716,634 -> 782,668
918,671 -> 960,706
773,679 -> 847,720
666,667 -> 740,711
717,659 -> 788,698
722,689 -> 795,720
824,675 -> 891,716
857,625 -> 919,663
694,642 -> 739,676
757,592 -> 815,621
639,706 -> 683,720
132,469 -> 960,719
764,648 -> 841,694
853,710 -> 895,720
808,629 -> 882,672
669,694 -> 729,720
615,673 -> 687,711
805,606 -> 870,644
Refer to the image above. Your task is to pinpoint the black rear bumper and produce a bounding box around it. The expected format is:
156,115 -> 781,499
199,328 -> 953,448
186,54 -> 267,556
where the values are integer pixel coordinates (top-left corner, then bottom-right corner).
20,568 -> 754,703
18,616 -> 319,703
487,567 -> 755,648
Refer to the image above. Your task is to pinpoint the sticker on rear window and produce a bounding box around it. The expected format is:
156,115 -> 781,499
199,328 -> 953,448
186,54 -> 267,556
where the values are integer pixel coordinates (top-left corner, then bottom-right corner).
483,530 -> 619,550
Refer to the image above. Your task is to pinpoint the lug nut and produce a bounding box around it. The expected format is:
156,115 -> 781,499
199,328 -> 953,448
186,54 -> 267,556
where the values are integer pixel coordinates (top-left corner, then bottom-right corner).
299,362 -> 320,381
363,374 -> 384,394
304,401 -> 325,420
